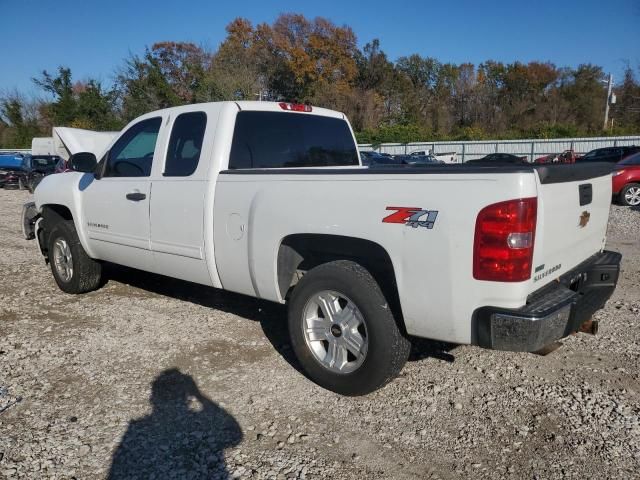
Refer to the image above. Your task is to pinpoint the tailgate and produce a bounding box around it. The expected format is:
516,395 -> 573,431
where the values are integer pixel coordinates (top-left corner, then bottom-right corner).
531,163 -> 613,286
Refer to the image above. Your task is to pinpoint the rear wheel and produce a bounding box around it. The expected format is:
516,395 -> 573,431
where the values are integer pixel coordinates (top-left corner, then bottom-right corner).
288,260 -> 410,396
620,183 -> 640,206
47,219 -> 103,294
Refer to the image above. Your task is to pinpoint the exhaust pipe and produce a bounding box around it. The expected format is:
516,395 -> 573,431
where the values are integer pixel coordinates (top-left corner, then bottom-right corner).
579,319 -> 599,335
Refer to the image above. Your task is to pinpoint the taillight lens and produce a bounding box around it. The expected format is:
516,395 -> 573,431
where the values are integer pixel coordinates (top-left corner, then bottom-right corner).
279,102 -> 312,112
473,197 -> 537,282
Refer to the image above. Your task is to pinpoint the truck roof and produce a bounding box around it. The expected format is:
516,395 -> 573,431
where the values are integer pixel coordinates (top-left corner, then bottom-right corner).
142,101 -> 345,120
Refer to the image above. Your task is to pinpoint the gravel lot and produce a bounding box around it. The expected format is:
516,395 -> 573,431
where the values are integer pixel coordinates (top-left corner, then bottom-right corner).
1,188 -> 639,479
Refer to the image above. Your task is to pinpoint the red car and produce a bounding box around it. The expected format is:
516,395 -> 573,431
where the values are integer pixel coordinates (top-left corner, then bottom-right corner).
612,152 -> 640,206
534,149 -> 579,164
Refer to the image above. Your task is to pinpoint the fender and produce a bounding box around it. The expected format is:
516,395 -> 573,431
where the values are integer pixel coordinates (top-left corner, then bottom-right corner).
34,171 -> 97,259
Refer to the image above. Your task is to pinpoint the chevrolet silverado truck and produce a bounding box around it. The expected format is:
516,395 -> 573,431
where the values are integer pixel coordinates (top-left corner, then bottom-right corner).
26,101 -> 621,395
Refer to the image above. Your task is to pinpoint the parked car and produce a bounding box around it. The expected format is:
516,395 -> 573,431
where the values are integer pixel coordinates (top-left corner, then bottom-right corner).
0,167 -> 24,189
360,151 -> 401,166
25,101 -> 620,395
0,153 -> 27,189
612,152 -> 640,206
578,146 -> 640,164
24,155 -> 62,193
465,153 -> 528,165
54,157 -> 71,173
535,150 -> 578,164
396,154 -> 444,166
410,150 -> 459,164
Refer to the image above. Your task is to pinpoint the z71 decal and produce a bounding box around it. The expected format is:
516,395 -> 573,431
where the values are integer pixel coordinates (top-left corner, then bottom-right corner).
382,207 -> 439,229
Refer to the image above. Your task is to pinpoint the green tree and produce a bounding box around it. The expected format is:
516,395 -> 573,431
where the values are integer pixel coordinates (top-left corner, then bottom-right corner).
0,94 -> 43,148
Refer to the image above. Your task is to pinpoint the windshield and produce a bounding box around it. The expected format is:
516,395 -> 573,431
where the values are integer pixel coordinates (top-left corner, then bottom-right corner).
619,153 -> 640,166
31,156 -> 59,171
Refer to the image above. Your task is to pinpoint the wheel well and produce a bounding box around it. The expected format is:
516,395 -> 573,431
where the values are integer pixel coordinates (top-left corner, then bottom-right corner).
277,234 -> 404,327
42,204 -> 73,223
40,204 -> 74,253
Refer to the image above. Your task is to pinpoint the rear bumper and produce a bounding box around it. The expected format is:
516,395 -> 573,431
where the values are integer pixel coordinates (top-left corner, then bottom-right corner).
473,250 -> 622,352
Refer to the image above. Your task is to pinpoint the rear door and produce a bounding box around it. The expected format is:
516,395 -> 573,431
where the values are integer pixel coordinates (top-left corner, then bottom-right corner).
531,164 -> 612,286
81,117 -> 162,270
149,109 -> 213,285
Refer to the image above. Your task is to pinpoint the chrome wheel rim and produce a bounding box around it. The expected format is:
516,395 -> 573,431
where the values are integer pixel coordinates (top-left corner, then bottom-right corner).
625,187 -> 640,206
302,290 -> 368,374
52,238 -> 73,282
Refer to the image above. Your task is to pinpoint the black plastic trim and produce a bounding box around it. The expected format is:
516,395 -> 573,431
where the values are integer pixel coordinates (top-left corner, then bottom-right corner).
534,163 -> 613,184
579,183 -> 593,206
220,162 -> 614,184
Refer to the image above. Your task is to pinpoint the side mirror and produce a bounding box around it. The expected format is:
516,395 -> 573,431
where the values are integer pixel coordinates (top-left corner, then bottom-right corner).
68,152 -> 97,173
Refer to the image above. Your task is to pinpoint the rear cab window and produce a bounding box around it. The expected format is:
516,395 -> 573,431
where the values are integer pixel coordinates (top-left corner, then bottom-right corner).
164,111 -> 207,176
228,111 -> 359,169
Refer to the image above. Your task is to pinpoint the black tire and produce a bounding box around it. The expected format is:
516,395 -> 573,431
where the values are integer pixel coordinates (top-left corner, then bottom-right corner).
619,183 -> 640,207
47,218 -> 103,294
288,260 -> 410,396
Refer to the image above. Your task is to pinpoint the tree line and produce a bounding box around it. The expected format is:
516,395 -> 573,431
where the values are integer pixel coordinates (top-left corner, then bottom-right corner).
1,13 -> 639,149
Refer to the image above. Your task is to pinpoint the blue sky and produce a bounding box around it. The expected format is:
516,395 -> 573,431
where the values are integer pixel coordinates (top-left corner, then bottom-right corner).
1,0 -> 639,95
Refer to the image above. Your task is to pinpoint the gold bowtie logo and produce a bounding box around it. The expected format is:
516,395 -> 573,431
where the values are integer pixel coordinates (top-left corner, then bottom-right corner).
579,211 -> 591,228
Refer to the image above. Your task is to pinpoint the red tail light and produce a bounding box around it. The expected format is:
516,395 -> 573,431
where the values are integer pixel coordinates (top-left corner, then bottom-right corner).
279,102 -> 312,112
473,198 -> 537,282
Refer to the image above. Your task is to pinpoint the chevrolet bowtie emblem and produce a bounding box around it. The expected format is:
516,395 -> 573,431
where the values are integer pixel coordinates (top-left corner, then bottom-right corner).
579,211 -> 591,228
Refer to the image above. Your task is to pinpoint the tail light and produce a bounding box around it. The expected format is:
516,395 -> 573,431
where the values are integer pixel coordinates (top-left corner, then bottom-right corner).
473,198 -> 537,282
279,102 -> 312,112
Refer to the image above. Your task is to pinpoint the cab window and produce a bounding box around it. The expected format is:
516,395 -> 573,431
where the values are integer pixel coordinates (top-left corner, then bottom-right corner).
164,112 -> 207,176
104,117 -> 162,177
229,111 -> 358,169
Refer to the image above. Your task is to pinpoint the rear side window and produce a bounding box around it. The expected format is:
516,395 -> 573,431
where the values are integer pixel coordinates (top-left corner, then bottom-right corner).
164,112 -> 207,176
105,117 -> 162,177
228,111 -> 358,169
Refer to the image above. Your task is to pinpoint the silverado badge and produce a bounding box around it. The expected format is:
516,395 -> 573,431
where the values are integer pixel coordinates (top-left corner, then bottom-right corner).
579,211 -> 591,228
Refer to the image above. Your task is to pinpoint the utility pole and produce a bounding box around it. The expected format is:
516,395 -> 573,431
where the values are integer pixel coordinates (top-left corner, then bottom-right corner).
603,73 -> 613,130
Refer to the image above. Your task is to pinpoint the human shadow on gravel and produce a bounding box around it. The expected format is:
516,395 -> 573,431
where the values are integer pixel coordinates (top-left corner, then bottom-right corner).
108,368 -> 242,479
102,264 -> 457,374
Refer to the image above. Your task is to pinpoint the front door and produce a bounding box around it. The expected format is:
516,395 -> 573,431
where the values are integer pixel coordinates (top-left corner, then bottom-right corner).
81,116 -> 162,271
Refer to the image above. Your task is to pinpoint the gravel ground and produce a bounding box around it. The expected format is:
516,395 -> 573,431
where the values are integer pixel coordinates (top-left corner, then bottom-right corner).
0,188 -> 639,479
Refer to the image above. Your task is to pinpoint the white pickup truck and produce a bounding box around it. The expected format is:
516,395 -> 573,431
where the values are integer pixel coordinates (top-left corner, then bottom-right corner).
26,101 -> 621,395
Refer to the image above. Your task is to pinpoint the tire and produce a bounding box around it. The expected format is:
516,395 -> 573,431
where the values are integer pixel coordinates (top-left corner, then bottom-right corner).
21,202 -> 38,240
288,260 -> 410,396
47,218 -> 103,294
620,183 -> 640,207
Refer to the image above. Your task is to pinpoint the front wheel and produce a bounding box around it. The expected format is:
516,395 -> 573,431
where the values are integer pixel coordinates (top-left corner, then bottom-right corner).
620,183 -> 640,206
288,260 -> 410,396
47,219 -> 103,294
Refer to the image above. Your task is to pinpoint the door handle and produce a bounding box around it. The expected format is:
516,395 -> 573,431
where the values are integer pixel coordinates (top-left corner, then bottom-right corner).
126,192 -> 146,201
